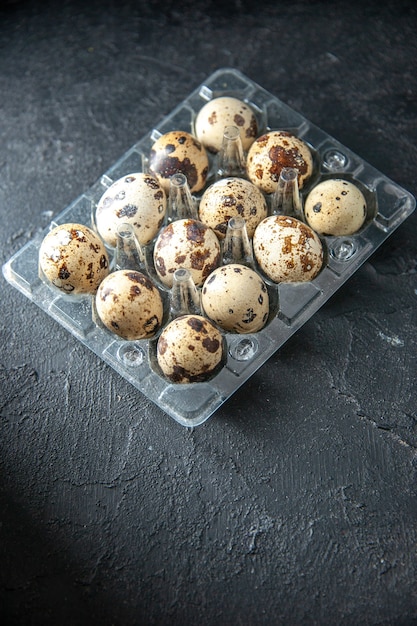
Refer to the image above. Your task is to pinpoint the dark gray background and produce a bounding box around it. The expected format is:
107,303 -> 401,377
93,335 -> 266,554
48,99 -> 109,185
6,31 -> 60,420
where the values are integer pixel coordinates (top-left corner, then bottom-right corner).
1,1 -> 417,624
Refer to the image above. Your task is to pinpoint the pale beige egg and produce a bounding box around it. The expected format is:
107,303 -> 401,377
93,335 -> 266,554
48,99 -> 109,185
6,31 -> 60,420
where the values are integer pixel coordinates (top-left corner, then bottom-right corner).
39,222 -> 109,295
198,177 -> 268,239
157,314 -> 224,383
194,96 -> 258,153
201,264 -> 269,333
253,215 -> 323,283
149,130 -> 209,194
95,269 -> 164,340
247,130 -> 314,194
304,178 -> 367,236
153,218 -> 221,288
95,172 -> 166,248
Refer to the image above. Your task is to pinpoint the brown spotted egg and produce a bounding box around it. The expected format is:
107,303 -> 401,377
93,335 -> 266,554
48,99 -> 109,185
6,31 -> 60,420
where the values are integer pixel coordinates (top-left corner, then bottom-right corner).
198,177 -> 268,239
253,215 -> 323,283
157,314 -> 224,383
95,173 -> 166,248
247,131 -> 314,194
201,264 -> 269,334
39,222 -> 109,295
194,96 -> 258,153
304,178 -> 367,236
95,270 -> 164,340
149,130 -> 209,194
153,218 -> 221,288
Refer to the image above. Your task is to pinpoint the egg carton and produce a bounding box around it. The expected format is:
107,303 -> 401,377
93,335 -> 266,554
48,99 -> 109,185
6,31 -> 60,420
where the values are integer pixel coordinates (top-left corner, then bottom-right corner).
3,68 -> 415,428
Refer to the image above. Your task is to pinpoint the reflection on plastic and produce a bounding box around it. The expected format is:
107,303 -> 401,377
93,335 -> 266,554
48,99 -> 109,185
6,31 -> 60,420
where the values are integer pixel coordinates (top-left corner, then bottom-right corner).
271,167 -> 303,219
222,216 -> 254,267
215,125 -> 247,179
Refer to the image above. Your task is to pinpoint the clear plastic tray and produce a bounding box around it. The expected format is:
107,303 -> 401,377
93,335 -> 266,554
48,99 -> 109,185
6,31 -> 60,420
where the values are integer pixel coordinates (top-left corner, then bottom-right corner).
3,68 -> 415,427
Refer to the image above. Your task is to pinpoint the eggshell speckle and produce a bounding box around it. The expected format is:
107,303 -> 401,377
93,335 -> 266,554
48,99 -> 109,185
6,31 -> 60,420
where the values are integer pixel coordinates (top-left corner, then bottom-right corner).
194,96 -> 258,153
95,173 -> 166,248
304,178 -> 367,236
39,222 -> 109,295
153,218 -> 221,288
95,270 -> 164,340
157,314 -> 224,383
202,264 -> 269,333
149,130 -> 209,194
253,215 -> 323,283
247,131 -> 314,194
198,177 -> 268,239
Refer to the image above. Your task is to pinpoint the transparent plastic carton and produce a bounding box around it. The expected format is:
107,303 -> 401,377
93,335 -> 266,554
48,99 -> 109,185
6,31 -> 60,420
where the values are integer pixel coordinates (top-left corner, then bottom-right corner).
3,68 -> 415,427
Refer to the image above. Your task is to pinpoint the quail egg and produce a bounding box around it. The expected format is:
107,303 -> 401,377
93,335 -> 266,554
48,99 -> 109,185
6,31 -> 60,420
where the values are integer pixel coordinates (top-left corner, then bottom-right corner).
95,172 -> 166,248
304,178 -> 367,236
153,218 -> 221,288
253,215 -> 323,283
156,314 -> 224,383
198,177 -> 268,239
149,130 -> 209,194
194,96 -> 258,153
39,222 -> 109,295
95,269 -> 164,340
247,131 -> 314,194
201,264 -> 270,333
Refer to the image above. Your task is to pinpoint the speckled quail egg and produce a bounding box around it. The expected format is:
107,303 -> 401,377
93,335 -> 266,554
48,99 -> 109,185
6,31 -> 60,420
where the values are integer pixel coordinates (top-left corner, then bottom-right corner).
39,222 -> 109,295
194,96 -> 258,153
95,172 -> 166,248
156,314 -> 224,384
153,218 -> 221,288
304,178 -> 367,236
253,215 -> 323,283
247,131 -> 314,194
149,130 -> 209,194
95,269 -> 164,340
198,177 -> 268,239
201,264 -> 269,333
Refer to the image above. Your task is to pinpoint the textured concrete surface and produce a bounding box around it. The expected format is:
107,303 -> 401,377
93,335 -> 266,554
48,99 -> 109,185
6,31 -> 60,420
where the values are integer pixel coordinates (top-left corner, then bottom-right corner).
1,1 -> 417,624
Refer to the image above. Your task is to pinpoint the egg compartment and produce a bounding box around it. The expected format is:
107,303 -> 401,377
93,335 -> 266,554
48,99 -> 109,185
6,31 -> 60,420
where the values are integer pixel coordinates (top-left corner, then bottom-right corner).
295,150 -> 381,279
3,67 -> 415,428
